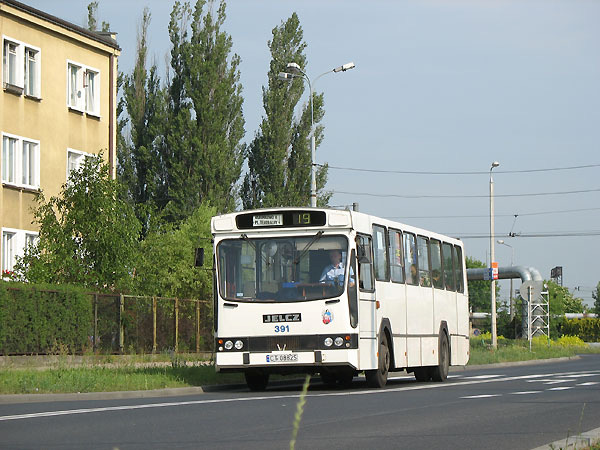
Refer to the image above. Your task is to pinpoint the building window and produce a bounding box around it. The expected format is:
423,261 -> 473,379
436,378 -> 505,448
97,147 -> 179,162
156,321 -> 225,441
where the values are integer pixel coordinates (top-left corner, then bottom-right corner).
67,61 -> 100,115
67,148 -> 95,179
3,37 -> 40,96
3,39 -> 21,89
2,133 -> 39,189
85,69 -> 99,115
1,228 -> 38,273
24,47 -> 40,97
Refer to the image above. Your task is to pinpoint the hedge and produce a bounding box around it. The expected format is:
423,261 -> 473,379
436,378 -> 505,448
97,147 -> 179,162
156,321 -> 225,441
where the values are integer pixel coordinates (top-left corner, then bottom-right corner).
561,318 -> 600,342
0,281 -> 91,354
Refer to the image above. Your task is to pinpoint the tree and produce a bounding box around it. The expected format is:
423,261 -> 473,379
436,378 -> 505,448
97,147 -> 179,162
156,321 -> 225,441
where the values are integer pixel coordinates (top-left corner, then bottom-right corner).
547,280 -> 586,316
14,156 -> 141,291
87,1 -> 110,32
161,0 -> 245,222
593,281 -> 600,315
241,12 -> 330,209
119,8 -> 167,237
133,203 -> 215,299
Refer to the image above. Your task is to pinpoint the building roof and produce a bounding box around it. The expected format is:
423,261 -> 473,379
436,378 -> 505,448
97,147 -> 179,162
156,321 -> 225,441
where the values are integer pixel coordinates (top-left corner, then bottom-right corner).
0,0 -> 120,50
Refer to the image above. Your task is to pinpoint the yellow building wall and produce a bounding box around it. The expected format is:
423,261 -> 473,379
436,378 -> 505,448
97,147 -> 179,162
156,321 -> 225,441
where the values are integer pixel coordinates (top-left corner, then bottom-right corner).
1,2 -> 119,269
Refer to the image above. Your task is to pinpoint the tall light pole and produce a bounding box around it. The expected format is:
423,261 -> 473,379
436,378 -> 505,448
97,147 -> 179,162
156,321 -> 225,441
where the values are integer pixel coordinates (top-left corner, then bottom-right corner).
497,239 -> 514,320
490,161 -> 500,349
279,61 -> 355,207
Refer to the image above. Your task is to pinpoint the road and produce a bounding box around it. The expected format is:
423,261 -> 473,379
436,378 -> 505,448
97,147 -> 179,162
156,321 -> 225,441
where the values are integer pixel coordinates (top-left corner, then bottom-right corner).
0,355 -> 599,450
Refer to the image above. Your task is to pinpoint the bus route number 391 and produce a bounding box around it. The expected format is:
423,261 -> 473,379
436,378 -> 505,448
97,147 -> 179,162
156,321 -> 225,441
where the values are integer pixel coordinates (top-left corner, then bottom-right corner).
274,325 -> 290,333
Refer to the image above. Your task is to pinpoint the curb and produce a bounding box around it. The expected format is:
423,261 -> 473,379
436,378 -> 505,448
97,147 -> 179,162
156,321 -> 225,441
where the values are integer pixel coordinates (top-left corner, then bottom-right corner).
530,426 -> 600,450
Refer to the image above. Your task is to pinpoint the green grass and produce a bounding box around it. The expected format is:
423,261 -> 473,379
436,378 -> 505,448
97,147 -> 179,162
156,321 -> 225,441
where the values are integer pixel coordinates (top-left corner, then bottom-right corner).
1,338 -> 599,395
468,335 -> 600,365
0,364 -> 245,395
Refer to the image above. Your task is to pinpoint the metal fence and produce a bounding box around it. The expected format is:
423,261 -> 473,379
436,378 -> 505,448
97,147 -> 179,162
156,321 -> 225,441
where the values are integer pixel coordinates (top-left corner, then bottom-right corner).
91,294 -> 213,354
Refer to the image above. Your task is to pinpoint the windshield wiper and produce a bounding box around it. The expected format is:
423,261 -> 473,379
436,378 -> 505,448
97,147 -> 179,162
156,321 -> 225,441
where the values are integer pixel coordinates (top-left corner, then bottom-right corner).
293,231 -> 324,265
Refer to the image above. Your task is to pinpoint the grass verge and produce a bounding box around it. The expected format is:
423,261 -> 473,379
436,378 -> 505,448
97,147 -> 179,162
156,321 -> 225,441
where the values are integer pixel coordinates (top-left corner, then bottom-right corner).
1,338 -> 599,395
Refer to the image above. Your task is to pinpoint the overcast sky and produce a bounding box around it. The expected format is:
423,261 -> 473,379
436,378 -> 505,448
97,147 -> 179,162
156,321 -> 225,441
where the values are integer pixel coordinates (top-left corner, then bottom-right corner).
26,0 -> 600,307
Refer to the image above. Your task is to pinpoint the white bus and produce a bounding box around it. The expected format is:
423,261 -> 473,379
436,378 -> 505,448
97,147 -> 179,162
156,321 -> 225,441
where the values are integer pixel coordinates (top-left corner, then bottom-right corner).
211,208 -> 469,390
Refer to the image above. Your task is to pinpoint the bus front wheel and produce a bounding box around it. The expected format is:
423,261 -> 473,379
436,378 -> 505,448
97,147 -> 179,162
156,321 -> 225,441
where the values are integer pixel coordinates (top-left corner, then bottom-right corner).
366,336 -> 390,388
245,370 -> 269,391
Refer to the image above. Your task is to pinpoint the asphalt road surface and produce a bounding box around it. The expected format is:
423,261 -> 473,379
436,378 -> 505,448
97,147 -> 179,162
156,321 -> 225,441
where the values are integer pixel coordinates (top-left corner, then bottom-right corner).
1,355 -> 599,450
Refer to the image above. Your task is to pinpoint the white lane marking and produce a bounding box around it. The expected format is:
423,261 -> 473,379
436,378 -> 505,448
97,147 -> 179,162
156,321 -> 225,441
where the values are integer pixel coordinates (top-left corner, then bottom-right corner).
1,369 -> 598,422
510,391 -> 542,395
527,379 -> 555,383
463,375 -> 504,379
577,382 -> 599,386
461,394 -> 501,399
548,387 -> 573,391
543,379 -> 572,385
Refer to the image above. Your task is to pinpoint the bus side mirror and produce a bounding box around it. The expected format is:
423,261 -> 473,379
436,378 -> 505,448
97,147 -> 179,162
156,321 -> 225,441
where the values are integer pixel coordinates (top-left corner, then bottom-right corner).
194,248 -> 205,267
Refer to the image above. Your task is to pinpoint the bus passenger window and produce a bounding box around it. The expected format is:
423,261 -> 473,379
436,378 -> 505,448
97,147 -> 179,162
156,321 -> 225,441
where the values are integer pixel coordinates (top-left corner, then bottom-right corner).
442,242 -> 455,291
404,233 -> 418,285
430,239 -> 443,289
454,245 -> 465,293
357,235 -> 374,291
372,225 -> 389,281
389,230 -> 405,283
417,236 -> 431,287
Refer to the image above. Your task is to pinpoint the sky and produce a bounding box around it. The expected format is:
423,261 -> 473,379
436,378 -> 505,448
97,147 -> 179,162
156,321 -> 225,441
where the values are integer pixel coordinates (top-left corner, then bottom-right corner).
25,0 -> 600,308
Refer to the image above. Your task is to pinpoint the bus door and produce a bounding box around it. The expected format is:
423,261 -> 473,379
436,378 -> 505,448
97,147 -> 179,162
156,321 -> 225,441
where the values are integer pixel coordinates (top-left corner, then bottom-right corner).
356,234 -> 377,370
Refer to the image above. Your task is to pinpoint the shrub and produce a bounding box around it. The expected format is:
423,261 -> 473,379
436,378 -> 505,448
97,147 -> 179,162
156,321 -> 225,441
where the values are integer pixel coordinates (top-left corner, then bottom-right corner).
561,318 -> 600,342
0,281 -> 91,354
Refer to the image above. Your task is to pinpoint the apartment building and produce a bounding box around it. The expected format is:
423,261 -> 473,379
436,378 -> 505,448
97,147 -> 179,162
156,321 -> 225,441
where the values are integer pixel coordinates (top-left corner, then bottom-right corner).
1,0 -> 119,275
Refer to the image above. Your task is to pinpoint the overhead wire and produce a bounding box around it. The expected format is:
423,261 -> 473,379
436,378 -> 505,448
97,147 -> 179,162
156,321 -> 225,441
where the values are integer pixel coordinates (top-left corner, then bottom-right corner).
332,187 -> 600,199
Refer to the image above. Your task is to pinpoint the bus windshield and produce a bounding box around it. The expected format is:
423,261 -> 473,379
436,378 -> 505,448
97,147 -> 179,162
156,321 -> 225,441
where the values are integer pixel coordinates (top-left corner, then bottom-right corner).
217,235 -> 350,302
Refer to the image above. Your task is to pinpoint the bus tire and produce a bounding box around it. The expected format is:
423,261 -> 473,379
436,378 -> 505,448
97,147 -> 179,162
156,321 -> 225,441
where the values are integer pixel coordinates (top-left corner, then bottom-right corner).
431,332 -> 450,382
245,370 -> 269,391
366,335 -> 390,388
413,367 -> 431,382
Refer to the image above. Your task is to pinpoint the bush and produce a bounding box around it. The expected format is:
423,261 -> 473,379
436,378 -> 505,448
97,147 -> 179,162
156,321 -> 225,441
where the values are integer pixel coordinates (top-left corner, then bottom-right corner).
0,281 -> 91,354
561,318 -> 600,342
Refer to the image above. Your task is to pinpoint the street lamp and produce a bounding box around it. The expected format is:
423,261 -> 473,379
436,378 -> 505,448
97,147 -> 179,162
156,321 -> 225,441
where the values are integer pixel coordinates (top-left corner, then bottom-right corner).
278,61 -> 355,207
490,161 -> 500,349
497,239 -> 515,319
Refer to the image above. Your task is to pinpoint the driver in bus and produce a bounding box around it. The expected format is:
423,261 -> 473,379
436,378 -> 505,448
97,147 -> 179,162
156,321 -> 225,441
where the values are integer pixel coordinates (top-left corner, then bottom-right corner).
320,249 -> 355,286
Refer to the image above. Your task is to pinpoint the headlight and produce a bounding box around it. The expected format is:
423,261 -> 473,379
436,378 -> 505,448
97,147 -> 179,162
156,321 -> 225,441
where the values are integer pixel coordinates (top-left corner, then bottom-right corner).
235,340 -> 244,350
224,340 -> 233,350
324,337 -> 333,347
334,337 -> 344,347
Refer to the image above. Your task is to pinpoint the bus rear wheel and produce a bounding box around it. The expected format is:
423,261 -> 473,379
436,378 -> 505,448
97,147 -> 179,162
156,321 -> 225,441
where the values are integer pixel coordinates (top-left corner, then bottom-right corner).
245,370 -> 269,391
431,332 -> 449,382
366,336 -> 390,388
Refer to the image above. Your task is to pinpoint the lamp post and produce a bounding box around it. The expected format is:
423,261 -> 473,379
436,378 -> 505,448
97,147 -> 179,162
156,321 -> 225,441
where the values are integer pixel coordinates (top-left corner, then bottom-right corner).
497,239 -> 514,320
490,161 -> 500,349
278,61 -> 355,207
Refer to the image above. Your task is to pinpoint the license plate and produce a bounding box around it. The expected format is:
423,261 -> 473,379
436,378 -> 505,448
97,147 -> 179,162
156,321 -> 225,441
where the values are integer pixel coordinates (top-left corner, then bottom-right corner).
266,353 -> 298,363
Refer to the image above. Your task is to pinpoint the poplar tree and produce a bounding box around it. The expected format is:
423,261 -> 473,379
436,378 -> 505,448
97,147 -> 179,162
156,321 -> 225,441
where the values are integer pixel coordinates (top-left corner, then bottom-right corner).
119,8 -> 167,236
241,13 -> 330,209
163,0 -> 245,221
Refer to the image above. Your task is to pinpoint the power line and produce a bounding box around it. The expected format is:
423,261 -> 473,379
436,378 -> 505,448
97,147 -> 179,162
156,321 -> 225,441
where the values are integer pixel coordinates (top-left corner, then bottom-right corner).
320,162 -> 600,175
333,187 -> 600,199
452,230 -> 600,239
384,206 -> 600,220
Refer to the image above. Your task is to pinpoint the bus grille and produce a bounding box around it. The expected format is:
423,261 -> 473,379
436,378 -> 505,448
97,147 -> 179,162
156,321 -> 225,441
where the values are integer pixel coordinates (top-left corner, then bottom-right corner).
248,335 -> 318,352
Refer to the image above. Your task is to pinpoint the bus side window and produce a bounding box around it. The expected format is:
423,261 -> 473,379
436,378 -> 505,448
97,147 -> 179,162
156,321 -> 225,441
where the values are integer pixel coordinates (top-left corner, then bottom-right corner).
454,245 -> 465,293
430,239 -> 443,289
389,229 -> 405,283
417,236 -> 431,287
404,233 -> 418,285
442,242 -> 456,291
372,225 -> 389,281
356,234 -> 374,291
